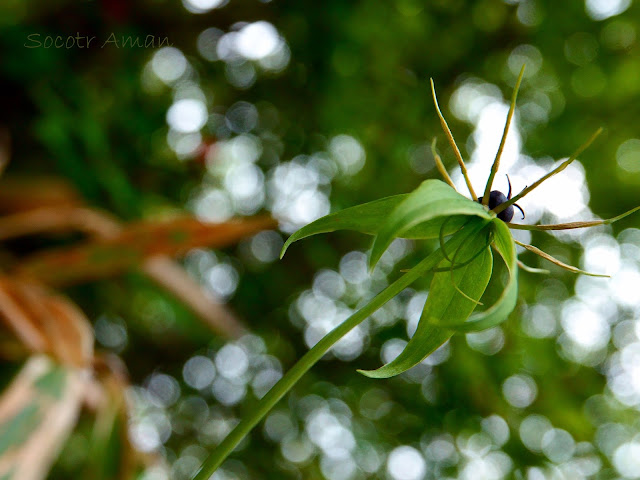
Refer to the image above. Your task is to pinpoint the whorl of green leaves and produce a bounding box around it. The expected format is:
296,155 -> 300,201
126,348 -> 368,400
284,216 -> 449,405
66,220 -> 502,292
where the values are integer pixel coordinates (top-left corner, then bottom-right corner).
194,67 -> 640,479
282,178 -> 518,378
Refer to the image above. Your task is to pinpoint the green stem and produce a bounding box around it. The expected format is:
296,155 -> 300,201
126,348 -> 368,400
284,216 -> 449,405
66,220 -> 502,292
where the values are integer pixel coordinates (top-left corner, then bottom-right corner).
191,233 -> 471,479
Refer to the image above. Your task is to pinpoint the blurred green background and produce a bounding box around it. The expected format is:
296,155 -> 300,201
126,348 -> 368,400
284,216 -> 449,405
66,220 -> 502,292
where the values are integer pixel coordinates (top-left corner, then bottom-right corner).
2,0 -> 640,478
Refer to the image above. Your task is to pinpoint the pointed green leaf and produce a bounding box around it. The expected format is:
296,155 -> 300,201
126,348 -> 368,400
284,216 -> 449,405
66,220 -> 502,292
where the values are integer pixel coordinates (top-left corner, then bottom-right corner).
281,195 -> 405,258
435,219 -> 518,332
369,179 -> 492,269
359,220 -> 493,378
281,193 -> 471,258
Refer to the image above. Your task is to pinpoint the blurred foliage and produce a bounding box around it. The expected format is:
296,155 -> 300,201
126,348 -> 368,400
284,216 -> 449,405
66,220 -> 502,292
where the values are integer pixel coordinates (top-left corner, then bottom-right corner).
2,0 -> 640,479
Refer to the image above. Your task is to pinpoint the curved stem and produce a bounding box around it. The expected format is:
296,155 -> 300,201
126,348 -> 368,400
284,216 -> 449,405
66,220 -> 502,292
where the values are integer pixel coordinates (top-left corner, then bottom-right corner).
191,236 -> 466,479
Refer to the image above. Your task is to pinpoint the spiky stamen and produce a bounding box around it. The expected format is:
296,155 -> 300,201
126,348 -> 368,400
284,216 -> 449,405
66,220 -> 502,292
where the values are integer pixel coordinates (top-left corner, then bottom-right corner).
505,175 -> 525,220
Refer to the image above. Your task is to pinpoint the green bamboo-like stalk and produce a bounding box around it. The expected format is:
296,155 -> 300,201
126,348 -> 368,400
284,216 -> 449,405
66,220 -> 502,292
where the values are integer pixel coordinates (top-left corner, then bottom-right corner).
191,230 -> 474,479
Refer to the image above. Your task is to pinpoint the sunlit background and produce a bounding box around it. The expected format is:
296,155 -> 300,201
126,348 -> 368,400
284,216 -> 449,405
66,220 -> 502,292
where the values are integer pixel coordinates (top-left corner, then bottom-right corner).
3,0 -> 640,478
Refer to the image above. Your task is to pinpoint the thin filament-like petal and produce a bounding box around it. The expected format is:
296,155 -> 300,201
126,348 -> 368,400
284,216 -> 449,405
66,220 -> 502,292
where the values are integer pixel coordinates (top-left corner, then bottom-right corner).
431,138 -> 456,190
517,260 -> 549,274
507,205 -> 640,231
494,127 -> 603,215
508,221 -> 605,231
515,240 -> 609,277
483,65 -> 525,206
430,79 -> 478,201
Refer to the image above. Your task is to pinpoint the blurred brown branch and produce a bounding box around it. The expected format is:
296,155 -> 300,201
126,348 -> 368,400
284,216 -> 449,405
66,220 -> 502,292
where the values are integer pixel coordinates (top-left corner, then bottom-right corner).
0,178 -> 277,338
14,215 -> 275,286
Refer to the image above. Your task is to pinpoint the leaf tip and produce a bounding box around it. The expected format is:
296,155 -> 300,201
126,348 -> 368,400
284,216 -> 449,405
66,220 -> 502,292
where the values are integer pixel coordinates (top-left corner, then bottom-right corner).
279,241 -> 291,259
367,261 -> 378,275
356,368 -> 389,379
368,242 -> 384,273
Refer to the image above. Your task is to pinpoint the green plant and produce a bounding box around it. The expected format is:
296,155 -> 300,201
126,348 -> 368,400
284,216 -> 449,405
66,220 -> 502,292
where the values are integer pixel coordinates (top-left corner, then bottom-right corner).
192,67 -> 640,479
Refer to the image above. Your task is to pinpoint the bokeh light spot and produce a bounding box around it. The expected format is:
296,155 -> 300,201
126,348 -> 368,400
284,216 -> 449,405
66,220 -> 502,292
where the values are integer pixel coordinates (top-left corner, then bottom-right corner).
387,446 -> 427,480
585,0 -> 631,20
167,99 -> 208,133
152,47 -> 187,83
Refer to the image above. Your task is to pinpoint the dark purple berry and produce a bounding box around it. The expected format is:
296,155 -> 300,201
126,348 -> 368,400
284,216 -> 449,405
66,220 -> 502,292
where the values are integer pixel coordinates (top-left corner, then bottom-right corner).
478,175 -> 525,223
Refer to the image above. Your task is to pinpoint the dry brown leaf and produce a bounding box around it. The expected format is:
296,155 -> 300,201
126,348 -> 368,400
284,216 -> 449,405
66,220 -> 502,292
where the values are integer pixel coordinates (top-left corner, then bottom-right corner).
0,277 -> 94,367
0,206 -> 121,241
0,177 -> 82,214
45,296 -> 94,367
0,279 -> 48,353
0,338 -> 31,362
16,215 -> 275,286
0,356 -> 88,480
0,203 -> 255,338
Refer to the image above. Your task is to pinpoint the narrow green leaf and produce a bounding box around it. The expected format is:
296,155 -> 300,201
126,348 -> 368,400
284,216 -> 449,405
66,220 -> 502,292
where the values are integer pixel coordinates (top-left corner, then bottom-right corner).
281,195 -> 405,258
359,220 -> 493,378
423,232 -> 493,327
438,219 -> 518,332
369,179 -> 492,269
193,228 -> 464,479
281,192 -> 472,258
